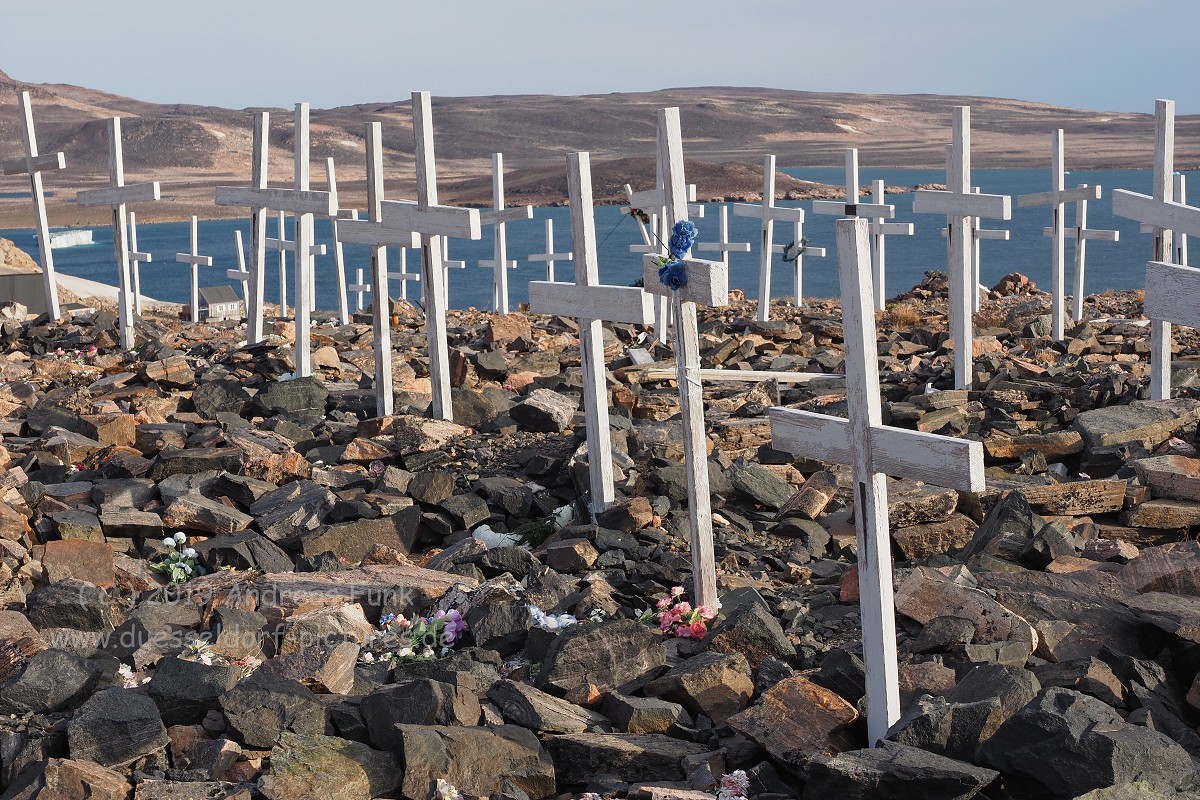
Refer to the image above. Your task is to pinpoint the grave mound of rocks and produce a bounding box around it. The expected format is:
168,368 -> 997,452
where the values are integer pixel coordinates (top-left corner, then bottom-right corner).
0,283 -> 1195,800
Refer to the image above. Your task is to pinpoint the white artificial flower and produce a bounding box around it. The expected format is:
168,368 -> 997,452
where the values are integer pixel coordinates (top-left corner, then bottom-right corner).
161,537 -> 175,548
183,548 -> 198,558
173,532 -> 187,544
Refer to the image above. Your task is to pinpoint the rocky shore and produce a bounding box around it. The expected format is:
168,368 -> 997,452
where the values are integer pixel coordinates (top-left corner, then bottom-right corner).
0,272 -> 1195,799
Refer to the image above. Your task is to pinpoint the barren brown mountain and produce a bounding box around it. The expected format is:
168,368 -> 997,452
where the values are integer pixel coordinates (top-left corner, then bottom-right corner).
0,70 -> 1194,226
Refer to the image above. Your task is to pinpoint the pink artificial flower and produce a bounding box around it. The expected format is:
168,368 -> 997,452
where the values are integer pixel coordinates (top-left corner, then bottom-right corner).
675,626 -> 692,638
659,615 -> 673,632
676,602 -> 692,615
671,586 -> 685,597
689,621 -> 707,638
656,597 -> 671,610
697,605 -> 716,620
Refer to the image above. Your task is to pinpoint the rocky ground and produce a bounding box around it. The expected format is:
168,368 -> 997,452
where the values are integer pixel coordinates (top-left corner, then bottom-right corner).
0,271 -> 1195,799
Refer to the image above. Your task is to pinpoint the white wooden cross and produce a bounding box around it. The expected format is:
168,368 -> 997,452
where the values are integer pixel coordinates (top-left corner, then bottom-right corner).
127,211 -> 152,317
732,155 -> 805,322
913,107 -> 1011,389
213,111 -> 269,344
770,215 -> 826,307
390,248 -> 422,301
176,215 -> 214,323
695,205 -> 751,269
323,158 -> 353,325
527,217 -> 572,282
478,153 -> 533,314
1112,99 -> 1188,400
76,117 -> 161,350
938,147 -> 1011,315
336,122 -> 417,418
1175,174 -> 1189,264
529,151 -> 654,516
1017,130 -> 1115,337
768,215 -> 985,746
216,103 -> 336,377
4,91 -> 65,319
267,212 -> 292,316
866,180 -> 915,311
228,229 -> 251,314
639,107 -> 727,611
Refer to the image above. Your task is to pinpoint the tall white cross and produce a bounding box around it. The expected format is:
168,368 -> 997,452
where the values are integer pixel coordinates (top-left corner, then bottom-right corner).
732,155 -> 805,322
176,216 -> 214,323
770,215 -> 826,307
528,151 -> 655,516
867,180 -> 915,311
1113,99 -> 1186,400
127,211 -> 153,317
323,158 -> 353,325
1057,186 -> 1119,321
478,153 -> 533,314
389,247 -> 422,301
337,122 -> 418,418
228,229 -> 251,313
213,111 -> 270,343
938,184 -> 1010,314
76,117 -> 161,350
527,217 -> 572,282
768,216 -> 985,746
216,103 -> 336,377
267,212 -> 292,317
912,107 -> 1012,389
1017,130 -> 1115,338
3,91 -> 65,319
639,107 -> 727,611
694,205 -> 751,269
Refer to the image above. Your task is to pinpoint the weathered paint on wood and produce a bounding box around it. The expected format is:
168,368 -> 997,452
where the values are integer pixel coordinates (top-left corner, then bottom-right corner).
175,215 -> 214,323
10,91 -> 65,319
527,217 -> 572,282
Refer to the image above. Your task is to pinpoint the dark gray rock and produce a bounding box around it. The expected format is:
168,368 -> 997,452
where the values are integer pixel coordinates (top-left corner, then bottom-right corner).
546,733 -> 709,785
220,671 -> 328,748
299,506 -> 421,561
192,380 -> 251,419
0,649 -> 103,714
731,463 -> 793,510
395,724 -> 555,800
440,493 -> 491,530
958,491 -> 1044,562
911,616 -> 977,654
192,530 -> 294,573
702,594 -> 796,671
536,619 -> 666,704
255,377 -> 328,415
487,680 -> 606,734
67,688 -> 169,767
464,601 -> 532,657
147,656 -> 241,726
600,692 -> 688,734
804,740 -> 998,800
408,471 -> 456,506
362,680 -> 481,750
510,389 -> 578,433
26,579 -> 116,632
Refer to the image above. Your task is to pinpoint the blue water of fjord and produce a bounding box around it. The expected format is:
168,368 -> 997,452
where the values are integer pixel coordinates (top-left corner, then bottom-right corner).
0,168 -> 1179,313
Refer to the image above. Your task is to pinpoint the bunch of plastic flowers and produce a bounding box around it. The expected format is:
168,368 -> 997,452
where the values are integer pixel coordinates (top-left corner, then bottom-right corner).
716,770 -> 750,800
529,605 -> 578,630
637,586 -> 717,639
151,532 -> 203,584
375,609 -> 467,664
654,220 -> 699,290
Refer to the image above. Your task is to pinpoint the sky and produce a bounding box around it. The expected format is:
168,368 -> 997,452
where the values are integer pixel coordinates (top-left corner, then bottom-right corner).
5,0 -> 1199,113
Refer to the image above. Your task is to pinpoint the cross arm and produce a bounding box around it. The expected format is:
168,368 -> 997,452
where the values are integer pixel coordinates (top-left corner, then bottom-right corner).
77,181 -> 160,207
870,221 -> 914,236
1017,184 -> 1101,208
529,250 -> 573,263
1043,226 -> 1119,242
772,242 -> 827,258
130,249 -> 152,262
2,152 -> 64,176
811,200 -> 895,219
176,253 -> 213,267
227,268 -> 250,281
528,281 -> 656,325
731,202 -> 804,224
912,189 -> 1011,220
377,199 -> 482,239
1113,190 -> 1200,238
1145,260 -> 1200,328
336,219 -> 420,248
641,253 -> 728,307
768,407 -> 985,493
265,235 -> 327,256
480,206 -> 532,226
214,186 -> 336,216
696,241 -> 752,254
626,187 -> 704,217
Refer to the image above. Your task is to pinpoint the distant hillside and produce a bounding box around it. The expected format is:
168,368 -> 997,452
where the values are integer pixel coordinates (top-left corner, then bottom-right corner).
0,71 -> 1193,225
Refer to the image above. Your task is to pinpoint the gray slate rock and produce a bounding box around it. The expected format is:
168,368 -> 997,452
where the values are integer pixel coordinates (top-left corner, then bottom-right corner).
361,679 -> 481,750
220,671 -> 328,748
67,688 -> 169,767
147,656 -> 241,726
509,389 -> 578,433
804,740 -> 998,800
26,579 -> 116,632
536,619 -> 666,704
0,648 -> 103,714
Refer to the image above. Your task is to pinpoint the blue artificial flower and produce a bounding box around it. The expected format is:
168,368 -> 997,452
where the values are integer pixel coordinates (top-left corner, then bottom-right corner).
668,220 -> 698,259
658,259 -> 688,290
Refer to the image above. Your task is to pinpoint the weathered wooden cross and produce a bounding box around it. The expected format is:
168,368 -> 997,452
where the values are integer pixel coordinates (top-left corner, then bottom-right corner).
938,142 -> 1011,315
1112,99 -> 1191,399
770,214 -> 826,307
1173,174 -> 1188,264
4,91 -> 65,319
768,215 -> 985,746
127,211 -> 153,317
1018,130 -> 1115,337
216,103 -> 336,377
1041,172 -> 1118,322
213,111 -> 269,343
478,153 -> 533,314
527,217 -> 572,282
866,180 -> 915,311
228,229 -> 250,313
528,151 -> 655,516
176,216 -> 214,323
639,107 -> 727,611
76,117 -> 161,350
267,212 -> 292,316
732,155 -> 805,322
695,204 -> 750,269
323,158 -> 353,325
913,107 -> 1011,389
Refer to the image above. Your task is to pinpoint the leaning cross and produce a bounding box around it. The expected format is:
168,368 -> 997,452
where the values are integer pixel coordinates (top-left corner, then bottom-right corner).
768,216 -> 985,747
323,158 -> 354,325
176,215 -> 214,323
216,103 -> 336,377
732,155 -> 805,322
76,117 -> 161,350
228,229 -> 251,313
527,217 -> 572,282
528,151 -> 654,516
127,211 -> 153,317
478,153 -> 533,314
213,111 -> 269,344
639,106 -> 727,612
1017,130 -> 1115,337
695,204 -> 751,269
337,121 -> 420,418
1113,99 -> 1186,400
3,91 -> 65,319
913,107 -> 1012,389
866,180 -> 914,311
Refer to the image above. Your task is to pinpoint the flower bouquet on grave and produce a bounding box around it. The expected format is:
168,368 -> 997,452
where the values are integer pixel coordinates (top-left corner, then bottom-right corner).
151,532 -> 205,584
653,220 -> 699,290
636,585 -> 717,639
361,609 -> 467,666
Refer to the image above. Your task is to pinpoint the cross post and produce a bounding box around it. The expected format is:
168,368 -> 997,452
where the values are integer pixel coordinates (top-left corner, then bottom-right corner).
639,107 -> 727,612
4,91 -> 66,319
732,155 -> 805,322
478,153 -> 533,314
528,151 -> 655,516
913,107 -> 1011,389
695,205 -> 751,269
267,212 -> 292,317
867,180 -> 914,311
768,216 -> 985,746
323,158 -> 353,325
771,213 -> 826,307
76,117 -> 162,350
527,217 -> 572,282
213,112 -> 270,343
228,229 -> 251,313
175,215 -> 214,323
127,211 -> 152,317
